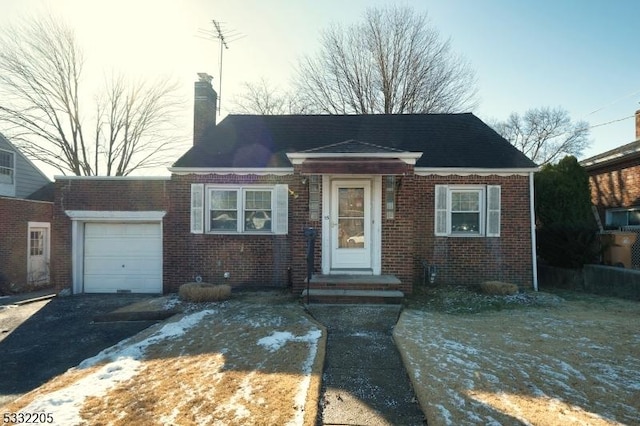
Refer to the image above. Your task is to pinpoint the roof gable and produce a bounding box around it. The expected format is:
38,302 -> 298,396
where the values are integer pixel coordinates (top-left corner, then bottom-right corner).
301,140 -> 408,154
173,114 -> 537,170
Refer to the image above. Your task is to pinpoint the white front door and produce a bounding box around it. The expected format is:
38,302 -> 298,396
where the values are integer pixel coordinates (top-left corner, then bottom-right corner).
330,179 -> 372,270
27,224 -> 50,285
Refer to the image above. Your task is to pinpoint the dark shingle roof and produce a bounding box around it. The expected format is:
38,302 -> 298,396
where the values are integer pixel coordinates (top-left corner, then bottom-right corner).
173,114 -> 536,169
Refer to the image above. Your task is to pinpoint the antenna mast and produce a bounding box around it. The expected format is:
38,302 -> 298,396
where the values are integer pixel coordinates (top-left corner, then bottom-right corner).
197,20 -> 244,115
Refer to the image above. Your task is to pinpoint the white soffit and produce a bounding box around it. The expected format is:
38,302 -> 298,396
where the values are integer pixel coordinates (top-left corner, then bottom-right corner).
168,167 -> 294,176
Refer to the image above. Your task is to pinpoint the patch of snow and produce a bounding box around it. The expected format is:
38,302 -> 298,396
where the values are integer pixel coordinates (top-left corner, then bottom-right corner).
257,329 -> 321,353
80,309 -> 216,368
434,404 -> 453,425
258,331 -> 295,352
20,358 -> 142,425
556,360 -> 586,380
18,309 -> 217,424
162,295 -> 180,310
287,329 -> 322,426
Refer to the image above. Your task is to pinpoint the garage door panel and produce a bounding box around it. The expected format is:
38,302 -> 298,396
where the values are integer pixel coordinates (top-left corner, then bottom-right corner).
83,222 -> 162,293
84,276 -> 160,294
84,238 -> 161,256
84,258 -> 161,275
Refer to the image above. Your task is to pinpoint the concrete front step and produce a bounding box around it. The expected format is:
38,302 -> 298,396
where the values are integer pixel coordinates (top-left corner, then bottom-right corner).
301,289 -> 404,304
307,274 -> 402,291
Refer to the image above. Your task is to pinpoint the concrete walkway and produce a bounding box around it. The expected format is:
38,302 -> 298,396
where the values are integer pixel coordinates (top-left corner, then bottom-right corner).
307,305 -> 425,426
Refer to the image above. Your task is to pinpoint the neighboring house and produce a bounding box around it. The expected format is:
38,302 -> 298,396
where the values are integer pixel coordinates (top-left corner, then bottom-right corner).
51,75 -> 539,297
0,134 -> 53,292
582,110 -> 640,228
581,110 -> 640,268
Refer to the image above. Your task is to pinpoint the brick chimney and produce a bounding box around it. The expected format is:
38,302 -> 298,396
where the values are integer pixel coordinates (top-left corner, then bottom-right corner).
193,73 -> 217,145
636,110 -> 640,140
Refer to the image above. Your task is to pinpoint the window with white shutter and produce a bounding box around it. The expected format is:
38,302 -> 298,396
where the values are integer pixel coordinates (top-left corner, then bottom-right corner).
434,184 -> 501,237
190,184 -> 289,235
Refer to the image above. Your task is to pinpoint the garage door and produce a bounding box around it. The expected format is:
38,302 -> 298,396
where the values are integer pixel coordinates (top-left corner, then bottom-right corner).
83,222 -> 162,293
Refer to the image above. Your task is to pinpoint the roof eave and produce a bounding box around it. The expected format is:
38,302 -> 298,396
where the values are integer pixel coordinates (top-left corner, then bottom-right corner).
169,167 -> 294,176
415,167 -> 539,176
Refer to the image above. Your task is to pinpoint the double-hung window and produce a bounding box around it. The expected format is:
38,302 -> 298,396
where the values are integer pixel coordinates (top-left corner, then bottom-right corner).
0,149 -> 14,185
435,185 -> 501,237
191,184 -> 288,235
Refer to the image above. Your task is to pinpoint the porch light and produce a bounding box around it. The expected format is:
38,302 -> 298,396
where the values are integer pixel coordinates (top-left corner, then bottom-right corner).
385,175 -> 396,219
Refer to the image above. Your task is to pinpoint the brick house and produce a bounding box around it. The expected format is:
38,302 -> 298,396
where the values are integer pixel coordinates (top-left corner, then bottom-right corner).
52,76 -> 539,298
0,134 -> 53,293
582,110 -> 640,228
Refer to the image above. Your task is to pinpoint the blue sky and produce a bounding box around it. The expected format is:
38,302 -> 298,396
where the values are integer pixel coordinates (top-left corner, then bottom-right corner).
1,0 -> 639,175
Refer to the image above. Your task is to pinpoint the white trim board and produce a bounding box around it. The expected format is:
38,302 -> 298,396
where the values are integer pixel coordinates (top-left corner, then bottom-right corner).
65,211 -> 166,221
169,167 -> 294,176
415,167 -> 539,176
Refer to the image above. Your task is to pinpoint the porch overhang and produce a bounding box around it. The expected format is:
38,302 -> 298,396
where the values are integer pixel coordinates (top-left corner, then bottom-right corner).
299,158 -> 411,175
287,148 -> 422,175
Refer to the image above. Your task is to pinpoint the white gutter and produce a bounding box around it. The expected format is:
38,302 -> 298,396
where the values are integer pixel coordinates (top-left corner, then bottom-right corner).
530,171 -> 538,291
415,167 -> 539,176
55,175 -> 171,181
168,167 -> 293,176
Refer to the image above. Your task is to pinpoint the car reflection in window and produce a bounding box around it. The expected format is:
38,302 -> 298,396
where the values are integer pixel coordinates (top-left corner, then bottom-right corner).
246,211 -> 271,231
346,232 -> 365,248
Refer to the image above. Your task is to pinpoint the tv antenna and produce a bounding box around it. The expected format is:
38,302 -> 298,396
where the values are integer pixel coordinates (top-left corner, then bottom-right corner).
197,20 -> 244,115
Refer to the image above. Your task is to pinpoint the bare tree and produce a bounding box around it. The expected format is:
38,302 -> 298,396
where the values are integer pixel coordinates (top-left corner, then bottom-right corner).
230,78 -> 311,115
0,14 -> 183,176
492,107 -> 591,165
294,6 -> 478,114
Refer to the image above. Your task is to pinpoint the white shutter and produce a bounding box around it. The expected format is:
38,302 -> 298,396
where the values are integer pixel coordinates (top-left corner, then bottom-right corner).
434,185 -> 448,236
273,184 -> 289,235
190,183 -> 204,234
487,185 -> 501,237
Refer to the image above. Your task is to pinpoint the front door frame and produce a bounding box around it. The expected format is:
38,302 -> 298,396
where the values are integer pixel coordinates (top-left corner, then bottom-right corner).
321,175 -> 381,275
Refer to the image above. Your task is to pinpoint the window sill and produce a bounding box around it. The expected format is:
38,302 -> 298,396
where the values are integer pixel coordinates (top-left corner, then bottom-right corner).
205,231 -> 277,236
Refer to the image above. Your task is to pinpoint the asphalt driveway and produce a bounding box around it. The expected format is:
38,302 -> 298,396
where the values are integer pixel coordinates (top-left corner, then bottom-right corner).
0,292 -> 165,407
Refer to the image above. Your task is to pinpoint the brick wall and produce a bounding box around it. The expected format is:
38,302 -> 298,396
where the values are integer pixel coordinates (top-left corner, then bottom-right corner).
165,174 -> 301,293
51,178 -> 170,290
0,197 -> 53,291
51,172 -> 534,295
587,158 -> 640,223
412,174 -> 533,288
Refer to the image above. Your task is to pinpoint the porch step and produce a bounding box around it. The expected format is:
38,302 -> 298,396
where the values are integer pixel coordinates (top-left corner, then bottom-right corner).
301,289 -> 404,305
307,274 -> 402,290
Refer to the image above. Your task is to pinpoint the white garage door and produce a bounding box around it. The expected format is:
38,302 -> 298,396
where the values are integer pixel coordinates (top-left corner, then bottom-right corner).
83,222 -> 162,293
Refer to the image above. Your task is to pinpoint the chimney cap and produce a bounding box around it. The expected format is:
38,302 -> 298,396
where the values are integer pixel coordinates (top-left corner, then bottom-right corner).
197,73 -> 213,84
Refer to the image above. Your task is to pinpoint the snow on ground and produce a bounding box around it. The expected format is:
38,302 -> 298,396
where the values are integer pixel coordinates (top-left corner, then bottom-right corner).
394,299 -> 640,426
7,298 -> 324,426
19,309 -> 217,425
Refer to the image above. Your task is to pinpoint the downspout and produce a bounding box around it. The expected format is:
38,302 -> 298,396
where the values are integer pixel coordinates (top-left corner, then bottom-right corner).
529,171 -> 538,291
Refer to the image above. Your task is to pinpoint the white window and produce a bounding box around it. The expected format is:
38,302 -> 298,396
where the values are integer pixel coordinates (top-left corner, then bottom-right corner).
0,149 -> 14,185
190,184 -> 288,235
435,185 -> 501,237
